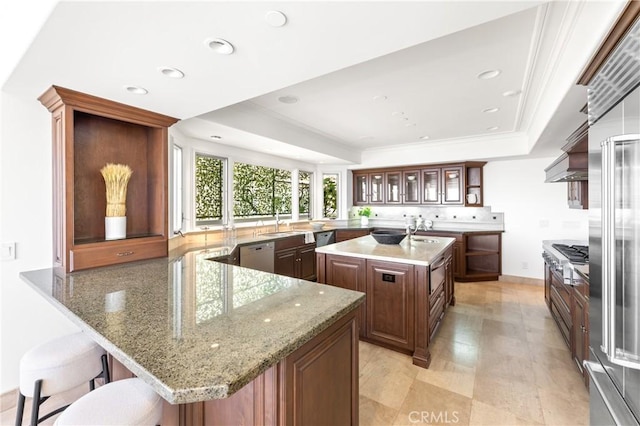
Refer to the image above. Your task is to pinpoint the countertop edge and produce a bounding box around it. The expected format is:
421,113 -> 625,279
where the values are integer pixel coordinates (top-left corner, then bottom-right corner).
19,268 -> 366,404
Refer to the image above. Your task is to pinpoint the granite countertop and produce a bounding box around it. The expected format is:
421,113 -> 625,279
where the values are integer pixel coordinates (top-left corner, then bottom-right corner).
315,234 -> 455,267
20,252 -> 365,404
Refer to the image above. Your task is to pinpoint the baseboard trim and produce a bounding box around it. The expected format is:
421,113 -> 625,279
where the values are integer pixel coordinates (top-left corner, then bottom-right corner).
499,275 -> 544,286
0,388 -> 18,411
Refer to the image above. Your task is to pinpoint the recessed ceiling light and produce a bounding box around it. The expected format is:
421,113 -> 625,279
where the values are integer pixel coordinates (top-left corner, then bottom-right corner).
265,10 -> 287,27
405,123 -> 416,127
373,95 -> 387,101
483,107 -> 499,113
124,86 -> 148,95
158,66 -> 185,79
391,111 -> 404,116
503,89 -> 522,97
420,135 -> 430,140
205,38 -> 235,55
477,69 -> 501,80
210,135 -> 222,140
487,126 -> 499,131
278,95 -> 299,104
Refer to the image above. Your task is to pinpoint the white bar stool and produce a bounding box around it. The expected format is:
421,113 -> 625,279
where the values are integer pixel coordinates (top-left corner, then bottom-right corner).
53,378 -> 163,426
16,332 -> 109,426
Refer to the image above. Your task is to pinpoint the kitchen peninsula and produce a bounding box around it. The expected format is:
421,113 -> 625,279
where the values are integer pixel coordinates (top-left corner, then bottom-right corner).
316,235 -> 455,368
20,249 -> 365,426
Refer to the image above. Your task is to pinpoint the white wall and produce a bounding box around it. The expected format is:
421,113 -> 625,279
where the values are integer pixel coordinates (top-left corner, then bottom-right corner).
0,92 -> 78,393
484,157 -> 588,279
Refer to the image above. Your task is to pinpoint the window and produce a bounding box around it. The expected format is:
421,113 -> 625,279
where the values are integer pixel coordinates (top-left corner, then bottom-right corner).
299,171 -> 312,218
195,154 -> 225,225
172,145 -> 183,232
323,174 -> 338,219
233,162 -> 291,219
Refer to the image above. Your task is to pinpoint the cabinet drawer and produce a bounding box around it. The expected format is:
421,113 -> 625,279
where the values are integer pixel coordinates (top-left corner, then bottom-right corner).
70,239 -> 167,271
550,297 -> 571,348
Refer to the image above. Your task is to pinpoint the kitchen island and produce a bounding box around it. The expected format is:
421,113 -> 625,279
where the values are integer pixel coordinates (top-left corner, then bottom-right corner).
20,249 -> 365,425
316,234 -> 455,368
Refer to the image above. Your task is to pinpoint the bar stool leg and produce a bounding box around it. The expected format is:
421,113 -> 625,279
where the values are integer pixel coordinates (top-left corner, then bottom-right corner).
101,354 -> 110,384
14,392 -> 25,426
29,379 -> 43,426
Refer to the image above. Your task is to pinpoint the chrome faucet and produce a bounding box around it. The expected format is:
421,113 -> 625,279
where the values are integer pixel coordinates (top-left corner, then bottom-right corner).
254,220 -> 265,236
275,212 -> 285,232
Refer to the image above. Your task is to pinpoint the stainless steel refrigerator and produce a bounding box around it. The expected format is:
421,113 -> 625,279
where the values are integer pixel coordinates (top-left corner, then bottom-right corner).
586,70 -> 640,424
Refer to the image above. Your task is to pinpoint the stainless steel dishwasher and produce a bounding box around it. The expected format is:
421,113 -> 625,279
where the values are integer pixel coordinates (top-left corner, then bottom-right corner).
240,242 -> 275,273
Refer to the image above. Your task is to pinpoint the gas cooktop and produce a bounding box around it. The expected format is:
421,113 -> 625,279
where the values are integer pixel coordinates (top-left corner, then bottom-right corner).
551,243 -> 589,264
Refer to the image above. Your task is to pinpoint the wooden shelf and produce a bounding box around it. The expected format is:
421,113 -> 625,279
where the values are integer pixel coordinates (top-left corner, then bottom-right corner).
39,86 -> 178,272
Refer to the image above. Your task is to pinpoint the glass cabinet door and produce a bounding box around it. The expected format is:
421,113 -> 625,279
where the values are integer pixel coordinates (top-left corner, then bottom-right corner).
422,169 -> 440,203
386,172 -> 401,203
370,174 -> 384,203
354,174 -> 368,204
442,166 -> 463,204
403,171 -> 420,204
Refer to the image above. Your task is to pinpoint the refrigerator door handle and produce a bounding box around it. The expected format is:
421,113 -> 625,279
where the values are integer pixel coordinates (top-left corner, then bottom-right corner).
601,134 -> 640,370
601,136 -> 613,357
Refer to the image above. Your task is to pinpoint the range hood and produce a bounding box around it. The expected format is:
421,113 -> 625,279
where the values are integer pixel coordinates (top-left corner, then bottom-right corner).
544,152 -> 588,182
545,120 -> 588,183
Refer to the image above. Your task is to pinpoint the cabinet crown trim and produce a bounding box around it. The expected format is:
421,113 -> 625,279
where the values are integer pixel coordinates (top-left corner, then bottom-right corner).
38,85 -> 178,128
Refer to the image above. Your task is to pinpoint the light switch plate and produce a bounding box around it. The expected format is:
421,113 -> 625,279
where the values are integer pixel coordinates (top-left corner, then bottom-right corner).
1,242 -> 16,260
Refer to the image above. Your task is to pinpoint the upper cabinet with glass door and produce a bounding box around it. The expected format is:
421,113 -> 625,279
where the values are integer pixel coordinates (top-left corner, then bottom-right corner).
353,162 -> 485,207
354,172 -> 385,205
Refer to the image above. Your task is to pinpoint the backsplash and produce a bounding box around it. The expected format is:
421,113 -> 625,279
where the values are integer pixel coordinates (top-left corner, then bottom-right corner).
346,205 -> 504,231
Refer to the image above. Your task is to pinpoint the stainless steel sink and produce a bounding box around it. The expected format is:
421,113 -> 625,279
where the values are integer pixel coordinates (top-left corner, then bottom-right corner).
411,237 -> 440,243
258,231 -> 307,238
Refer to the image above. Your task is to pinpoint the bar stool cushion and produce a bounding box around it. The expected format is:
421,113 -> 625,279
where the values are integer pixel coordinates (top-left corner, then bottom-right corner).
19,332 -> 105,397
53,378 -> 162,426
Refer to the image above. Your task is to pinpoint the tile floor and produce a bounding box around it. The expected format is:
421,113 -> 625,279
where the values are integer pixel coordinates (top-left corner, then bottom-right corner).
359,280 -> 589,426
2,280 -> 589,425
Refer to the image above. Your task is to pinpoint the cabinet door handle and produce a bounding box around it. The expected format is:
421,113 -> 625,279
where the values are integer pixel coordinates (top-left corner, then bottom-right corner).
116,251 -> 134,257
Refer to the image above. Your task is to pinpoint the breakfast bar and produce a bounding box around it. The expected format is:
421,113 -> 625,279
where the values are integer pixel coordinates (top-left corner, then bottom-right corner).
20,250 -> 365,425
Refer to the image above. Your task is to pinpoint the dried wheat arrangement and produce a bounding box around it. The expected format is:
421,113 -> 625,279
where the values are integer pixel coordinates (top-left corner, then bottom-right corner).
100,163 -> 133,217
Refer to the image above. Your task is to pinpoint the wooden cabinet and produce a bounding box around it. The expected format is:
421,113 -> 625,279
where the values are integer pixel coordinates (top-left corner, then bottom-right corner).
365,260 -> 415,351
422,165 -> 463,205
38,86 -> 178,272
544,257 -> 590,388
354,162 -> 485,207
572,275 -> 589,387
274,237 -> 316,281
320,255 -> 367,337
414,231 -> 501,282
403,170 -> 421,204
385,171 -> 402,204
549,268 -> 572,348
428,253 -> 447,339
443,247 -> 455,306
317,252 -> 454,368
464,233 -> 502,281
354,172 -> 384,205
161,308 -> 360,426
335,229 -> 370,242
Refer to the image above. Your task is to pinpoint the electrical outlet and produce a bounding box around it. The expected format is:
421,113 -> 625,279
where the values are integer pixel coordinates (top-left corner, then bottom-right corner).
522,261 -> 528,270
